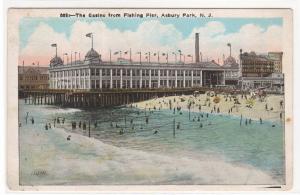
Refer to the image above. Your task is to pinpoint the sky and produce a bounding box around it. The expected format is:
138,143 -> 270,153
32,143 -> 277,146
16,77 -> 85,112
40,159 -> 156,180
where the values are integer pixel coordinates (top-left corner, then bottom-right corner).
19,17 -> 283,66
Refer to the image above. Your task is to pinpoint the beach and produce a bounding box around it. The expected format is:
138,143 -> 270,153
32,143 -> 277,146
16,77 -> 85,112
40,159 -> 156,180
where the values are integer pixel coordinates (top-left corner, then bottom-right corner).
132,93 -> 284,122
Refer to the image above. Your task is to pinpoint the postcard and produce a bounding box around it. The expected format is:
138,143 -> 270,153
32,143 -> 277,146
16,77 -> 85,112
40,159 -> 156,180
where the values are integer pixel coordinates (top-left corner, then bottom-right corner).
6,8 -> 293,191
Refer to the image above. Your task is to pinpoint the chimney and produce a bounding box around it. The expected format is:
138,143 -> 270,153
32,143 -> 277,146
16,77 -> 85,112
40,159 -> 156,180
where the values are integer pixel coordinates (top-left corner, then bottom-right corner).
195,33 -> 200,63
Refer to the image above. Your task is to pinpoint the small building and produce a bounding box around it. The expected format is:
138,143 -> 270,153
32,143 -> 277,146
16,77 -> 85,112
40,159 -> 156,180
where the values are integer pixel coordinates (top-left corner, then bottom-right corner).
268,52 -> 283,73
222,56 -> 240,87
18,66 -> 49,90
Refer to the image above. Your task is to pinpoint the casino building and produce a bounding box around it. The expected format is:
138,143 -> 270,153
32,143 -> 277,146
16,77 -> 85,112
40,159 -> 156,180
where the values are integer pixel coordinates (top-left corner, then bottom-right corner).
49,33 -> 238,91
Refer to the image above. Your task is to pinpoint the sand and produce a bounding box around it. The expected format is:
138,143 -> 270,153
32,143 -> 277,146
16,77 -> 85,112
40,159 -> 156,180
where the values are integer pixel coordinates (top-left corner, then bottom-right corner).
132,92 -> 284,122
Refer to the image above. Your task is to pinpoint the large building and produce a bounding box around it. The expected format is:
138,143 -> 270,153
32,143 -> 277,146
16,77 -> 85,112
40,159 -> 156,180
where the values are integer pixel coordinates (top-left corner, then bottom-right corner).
18,66 -> 49,90
49,34 -> 234,91
240,51 -> 274,77
239,51 -> 284,93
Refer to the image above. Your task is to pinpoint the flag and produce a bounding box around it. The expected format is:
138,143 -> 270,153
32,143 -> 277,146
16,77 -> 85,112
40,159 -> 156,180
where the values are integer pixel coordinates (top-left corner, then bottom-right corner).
178,50 -> 182,53
124,51 -> 128,54
32,62 -> 35,65
153,53 -> 157,56
86,33 -> 92,38
145,52 -> 148,55
64,53 -> 68,55
162,53 -> 166,56
51,43 -> 57,47
227,43 -> 231,47
187,55 -> 192,57
114,51 -> 119,55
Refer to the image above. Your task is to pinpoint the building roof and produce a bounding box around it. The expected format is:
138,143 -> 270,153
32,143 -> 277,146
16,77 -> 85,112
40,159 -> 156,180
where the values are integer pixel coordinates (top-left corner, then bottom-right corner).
18,66 -> 49,74
223,56 -> 239,68
50,56 -> 63,67
85,48 -> 101,62
241,52 -> 273,62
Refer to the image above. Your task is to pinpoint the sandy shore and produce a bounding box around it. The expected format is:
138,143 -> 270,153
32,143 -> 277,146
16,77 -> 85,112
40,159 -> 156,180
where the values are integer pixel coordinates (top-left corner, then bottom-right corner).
132,92 -> 284,122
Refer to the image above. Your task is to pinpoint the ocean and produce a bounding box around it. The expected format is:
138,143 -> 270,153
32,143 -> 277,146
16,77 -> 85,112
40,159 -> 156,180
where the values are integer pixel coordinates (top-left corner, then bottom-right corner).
18,99 -> 285,185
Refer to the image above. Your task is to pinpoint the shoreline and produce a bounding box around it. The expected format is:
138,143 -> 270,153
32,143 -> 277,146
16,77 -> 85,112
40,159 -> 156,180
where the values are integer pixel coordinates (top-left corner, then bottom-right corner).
131,93 -> 284,122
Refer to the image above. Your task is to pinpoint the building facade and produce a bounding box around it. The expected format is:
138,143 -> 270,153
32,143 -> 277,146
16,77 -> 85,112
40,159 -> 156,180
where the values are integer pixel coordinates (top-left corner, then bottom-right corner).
268,52 -> 283,73
240,51 -> 274,77
18,66 -> 49,90
49,48 -> 227,90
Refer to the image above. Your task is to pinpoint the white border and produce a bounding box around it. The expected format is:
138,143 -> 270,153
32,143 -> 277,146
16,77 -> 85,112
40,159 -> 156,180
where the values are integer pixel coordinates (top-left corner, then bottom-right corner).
2,0 -> 300,194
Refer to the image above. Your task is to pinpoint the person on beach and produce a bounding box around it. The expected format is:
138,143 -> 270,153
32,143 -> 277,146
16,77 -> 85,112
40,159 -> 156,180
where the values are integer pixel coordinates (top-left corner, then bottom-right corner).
25,112 -> 29,124
280,112 -> 283,120
280,100 -> 284,109
200,123 -> 203,128
54,119 -> 56,127
94,121 -> 97,128
249,119 -> 252,124
240,115 -> 242,126
83,122 -> 86,130
245,119 -> 248,126
45,124 -> 48,130
260,118 -> 263,124
79,121 -> 82,128
49,123 -> 51,129
217,107 -> 220,113
62,118 -> 65,124
265,104 -> 268,111
31,117 -> 34,124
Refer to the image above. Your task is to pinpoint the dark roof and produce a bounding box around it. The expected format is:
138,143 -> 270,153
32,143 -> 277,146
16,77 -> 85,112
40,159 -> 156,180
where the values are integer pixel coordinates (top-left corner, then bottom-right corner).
18,66 -> 48,74
85,48 -> 100,61
50,56 -> 63,66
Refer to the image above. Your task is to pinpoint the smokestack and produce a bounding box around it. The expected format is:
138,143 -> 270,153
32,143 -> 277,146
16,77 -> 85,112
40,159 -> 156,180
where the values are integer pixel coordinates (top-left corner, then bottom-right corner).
195,33 -> 200,63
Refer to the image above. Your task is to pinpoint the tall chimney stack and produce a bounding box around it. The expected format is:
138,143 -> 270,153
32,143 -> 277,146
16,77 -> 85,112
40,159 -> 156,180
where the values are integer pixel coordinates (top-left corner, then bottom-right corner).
195,33 -> 200,63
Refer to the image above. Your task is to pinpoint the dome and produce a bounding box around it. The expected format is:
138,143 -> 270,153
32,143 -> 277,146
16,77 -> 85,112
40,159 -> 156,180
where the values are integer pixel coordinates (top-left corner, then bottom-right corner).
50,56 -> 63,67
85,48 -> 100,61
223,56 -> 238,67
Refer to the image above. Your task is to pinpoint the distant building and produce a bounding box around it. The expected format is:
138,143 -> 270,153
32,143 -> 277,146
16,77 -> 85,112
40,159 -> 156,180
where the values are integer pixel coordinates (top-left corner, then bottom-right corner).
18,66 -> 49,90
268,52 -> 283,73
222,56 -> 240,86
240,51 -> 274,77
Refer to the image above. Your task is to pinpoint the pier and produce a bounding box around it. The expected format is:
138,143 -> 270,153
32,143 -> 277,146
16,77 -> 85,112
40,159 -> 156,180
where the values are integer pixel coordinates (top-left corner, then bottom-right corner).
20,87 -> 228,108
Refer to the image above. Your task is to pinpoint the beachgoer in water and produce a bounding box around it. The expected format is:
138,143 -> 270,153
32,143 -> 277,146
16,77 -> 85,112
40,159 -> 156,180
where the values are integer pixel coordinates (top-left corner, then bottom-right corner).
153,130 -> 159,135
45,124 -> 48,130
260,118 -> 263,124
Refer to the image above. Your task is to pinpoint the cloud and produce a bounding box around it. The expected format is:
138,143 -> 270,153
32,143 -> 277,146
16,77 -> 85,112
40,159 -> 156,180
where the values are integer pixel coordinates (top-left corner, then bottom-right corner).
19,20 -> 282,66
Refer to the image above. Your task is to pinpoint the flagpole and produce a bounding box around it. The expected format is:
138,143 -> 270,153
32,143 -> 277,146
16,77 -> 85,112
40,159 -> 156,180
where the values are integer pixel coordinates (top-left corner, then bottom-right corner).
158,51 -> 160,63
92,34 -> 93,49
130,48 -> 132,62
139,51 -> 141,64
148,52 -> 150,63
167,53 -> 168,64
56,45 -> 57,57
110,49 -> 112,64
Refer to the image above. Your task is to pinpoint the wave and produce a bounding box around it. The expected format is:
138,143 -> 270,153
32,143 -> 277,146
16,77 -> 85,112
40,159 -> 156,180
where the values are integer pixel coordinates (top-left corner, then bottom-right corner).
20,123 -> 279,185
